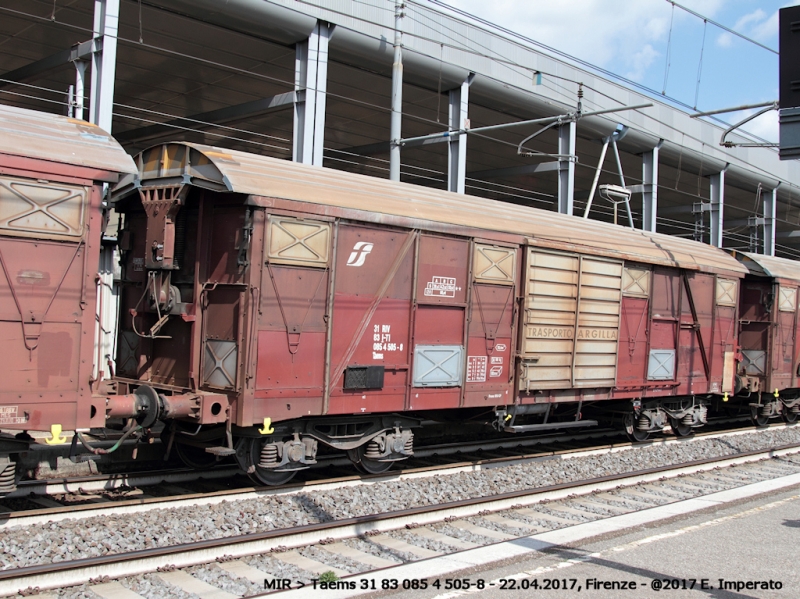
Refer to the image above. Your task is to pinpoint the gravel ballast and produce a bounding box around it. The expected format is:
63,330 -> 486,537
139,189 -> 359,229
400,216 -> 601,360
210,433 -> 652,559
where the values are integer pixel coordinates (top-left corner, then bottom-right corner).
1,427 -> 799,570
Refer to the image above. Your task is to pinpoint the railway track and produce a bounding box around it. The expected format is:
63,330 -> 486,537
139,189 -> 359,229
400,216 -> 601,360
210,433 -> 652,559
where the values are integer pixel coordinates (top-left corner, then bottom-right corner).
0,425 -> 798,597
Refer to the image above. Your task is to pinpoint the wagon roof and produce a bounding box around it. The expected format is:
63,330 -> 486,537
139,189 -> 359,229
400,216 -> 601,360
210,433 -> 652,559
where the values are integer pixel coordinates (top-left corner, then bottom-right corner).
118,142 -> 747,275
0,104 -> 136,176
735,252 -> 800,283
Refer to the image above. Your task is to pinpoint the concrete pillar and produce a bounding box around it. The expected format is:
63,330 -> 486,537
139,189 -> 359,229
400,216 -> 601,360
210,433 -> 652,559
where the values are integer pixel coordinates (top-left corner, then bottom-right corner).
448,74 -> 474,194
557,121 -> 576,215
709,168 -> 727,248
763,185 -> 778,256
293,21 -> 332,166
89,0 -> 119,132
641,144 -> 661,232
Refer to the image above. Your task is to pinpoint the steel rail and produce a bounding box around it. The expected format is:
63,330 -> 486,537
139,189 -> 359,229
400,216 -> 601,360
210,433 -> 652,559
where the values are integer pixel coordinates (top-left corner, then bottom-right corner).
0,442 -> 798,596
11,416 -> 753,498
0,420 -> 769,526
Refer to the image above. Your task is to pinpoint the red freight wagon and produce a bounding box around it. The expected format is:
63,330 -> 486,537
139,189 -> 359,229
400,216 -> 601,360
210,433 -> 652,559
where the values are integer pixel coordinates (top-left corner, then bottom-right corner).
731,252 -> 800,424
109,142 -> 747,484
0,105 -> 136,492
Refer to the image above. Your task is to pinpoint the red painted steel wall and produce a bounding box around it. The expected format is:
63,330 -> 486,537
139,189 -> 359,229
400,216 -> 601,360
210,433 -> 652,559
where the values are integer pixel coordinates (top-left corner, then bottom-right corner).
0,156 -> 106,431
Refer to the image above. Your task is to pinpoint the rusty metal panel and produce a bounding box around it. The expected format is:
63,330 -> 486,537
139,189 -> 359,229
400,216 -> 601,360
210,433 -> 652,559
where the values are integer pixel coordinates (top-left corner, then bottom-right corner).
716,278 -> 738,307
737,252 -> 800,283
202,286 -> 242,391
473,244 -> 515,285
0,104 -> 137,176
779,286 -> 797,311
741,350 -> 767,376
203,340 -> 238,388
417,235 -> 469,303
266,215 -> 331,268
616,296 -> 649,386
328,225 -> 414,414
0,176 -> 87,240
207,206 -> 247,284
622,265 -> 650,297
121,143 -> 747,276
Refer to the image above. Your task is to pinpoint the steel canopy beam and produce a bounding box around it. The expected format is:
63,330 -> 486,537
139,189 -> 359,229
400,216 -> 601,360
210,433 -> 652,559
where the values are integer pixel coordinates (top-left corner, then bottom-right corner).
0,49 -> 72,89
115,92 -> 296,143
468,162 -> 559,180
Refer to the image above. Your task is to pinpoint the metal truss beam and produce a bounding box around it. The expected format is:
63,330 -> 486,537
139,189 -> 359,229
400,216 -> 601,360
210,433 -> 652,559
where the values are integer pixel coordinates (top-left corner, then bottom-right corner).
294,21 -> 332,166
115,92 -> 296,143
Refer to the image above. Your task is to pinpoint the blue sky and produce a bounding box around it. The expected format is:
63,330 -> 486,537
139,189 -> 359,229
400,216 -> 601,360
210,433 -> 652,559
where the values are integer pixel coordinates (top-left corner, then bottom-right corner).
439,0 -> 797,142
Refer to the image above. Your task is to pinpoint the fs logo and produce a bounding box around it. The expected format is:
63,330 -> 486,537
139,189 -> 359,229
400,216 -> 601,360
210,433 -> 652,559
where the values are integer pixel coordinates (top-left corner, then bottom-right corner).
346,241 -> 374,267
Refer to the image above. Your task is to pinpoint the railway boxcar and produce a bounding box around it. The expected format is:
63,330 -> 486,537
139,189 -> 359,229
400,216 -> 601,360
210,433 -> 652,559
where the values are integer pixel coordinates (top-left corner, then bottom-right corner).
108,142 -> 747,484
0,105 -> 137,493
731,251 -> 800,424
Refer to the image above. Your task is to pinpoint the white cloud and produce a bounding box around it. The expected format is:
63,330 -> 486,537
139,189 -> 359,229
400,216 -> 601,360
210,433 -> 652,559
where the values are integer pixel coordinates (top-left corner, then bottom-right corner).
441,0 -> 725,70
716,32 -> 733,48
625,44 -> 659,82
751,10 -> 779,42
740,108 -> 779,142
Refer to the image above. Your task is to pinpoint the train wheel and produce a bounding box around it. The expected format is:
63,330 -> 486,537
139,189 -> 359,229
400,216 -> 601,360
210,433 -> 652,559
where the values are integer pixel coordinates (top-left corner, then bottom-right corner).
624,413 -> 650,442
669,417 -> 693,438
244,438 -> 297,486
175,442 -> 218,470
751,410 -> 770,427
347,445 -> 393,475
783,408 -> 798,425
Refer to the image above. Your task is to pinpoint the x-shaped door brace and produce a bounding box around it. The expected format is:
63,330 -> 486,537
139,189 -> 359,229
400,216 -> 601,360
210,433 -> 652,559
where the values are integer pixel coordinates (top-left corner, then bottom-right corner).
273,221 -> 327,261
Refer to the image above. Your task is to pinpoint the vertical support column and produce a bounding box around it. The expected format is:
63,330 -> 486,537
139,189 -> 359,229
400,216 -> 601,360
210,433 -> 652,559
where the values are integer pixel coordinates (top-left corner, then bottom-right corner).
389,0 -> 404,181
763,185 -> 778,256
448,73 -> 474,194
641,142 -> 662,232
73,60 -> 88,121
293,21 -> 332,166
557,121 -> 576,215
709,167 -> 727,248
89,0 -> 120,132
